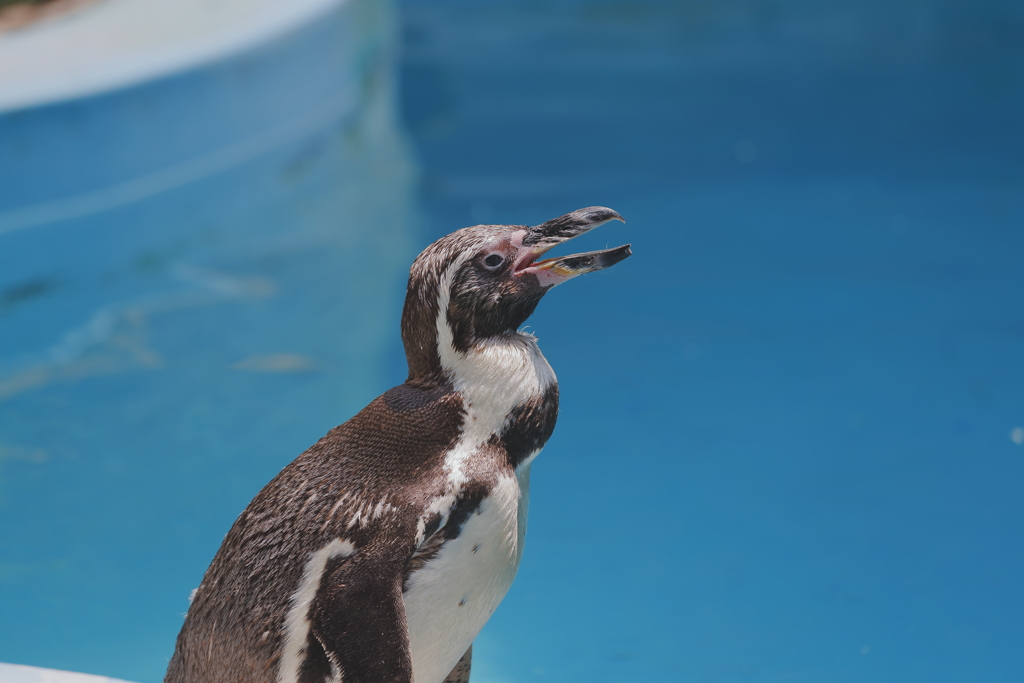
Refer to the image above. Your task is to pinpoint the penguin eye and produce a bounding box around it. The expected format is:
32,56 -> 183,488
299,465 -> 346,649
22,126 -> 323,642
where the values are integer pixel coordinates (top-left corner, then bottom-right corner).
482,253 -> 505,270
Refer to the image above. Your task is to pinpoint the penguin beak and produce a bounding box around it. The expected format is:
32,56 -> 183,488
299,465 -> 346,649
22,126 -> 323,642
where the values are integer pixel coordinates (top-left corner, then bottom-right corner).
514,207 -> 631,287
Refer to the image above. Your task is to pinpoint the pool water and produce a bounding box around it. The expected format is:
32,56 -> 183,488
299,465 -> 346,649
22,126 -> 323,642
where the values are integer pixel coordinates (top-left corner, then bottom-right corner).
2,1 -> 1023,682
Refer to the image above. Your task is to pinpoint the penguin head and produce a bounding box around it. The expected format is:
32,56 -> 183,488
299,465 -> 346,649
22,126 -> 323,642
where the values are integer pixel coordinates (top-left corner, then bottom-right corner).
401,207 -> 630,386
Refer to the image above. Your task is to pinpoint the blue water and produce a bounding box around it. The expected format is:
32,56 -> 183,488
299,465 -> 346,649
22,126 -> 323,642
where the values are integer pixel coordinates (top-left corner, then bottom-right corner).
399,2 -> 1024,682
2,0 -> 1023,682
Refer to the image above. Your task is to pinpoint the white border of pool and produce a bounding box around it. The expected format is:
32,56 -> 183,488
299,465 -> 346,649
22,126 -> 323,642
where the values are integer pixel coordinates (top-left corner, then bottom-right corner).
0,0 -> 346,113
0,663 -> 137,683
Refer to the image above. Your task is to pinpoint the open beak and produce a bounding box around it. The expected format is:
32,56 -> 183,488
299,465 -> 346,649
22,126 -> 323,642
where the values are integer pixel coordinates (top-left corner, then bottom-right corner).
514,207 -> 631,287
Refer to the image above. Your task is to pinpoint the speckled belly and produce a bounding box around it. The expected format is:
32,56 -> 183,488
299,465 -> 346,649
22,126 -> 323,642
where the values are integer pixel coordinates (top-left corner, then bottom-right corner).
403,467 -> 531,683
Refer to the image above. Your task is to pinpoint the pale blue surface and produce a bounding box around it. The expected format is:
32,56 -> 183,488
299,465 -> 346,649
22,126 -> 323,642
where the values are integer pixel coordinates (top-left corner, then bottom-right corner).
2,1 -> 1023,682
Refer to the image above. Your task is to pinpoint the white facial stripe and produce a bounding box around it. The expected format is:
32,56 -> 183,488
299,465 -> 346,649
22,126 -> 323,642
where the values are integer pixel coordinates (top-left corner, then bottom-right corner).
434,252 -> 472,376
279,539 -> 355,683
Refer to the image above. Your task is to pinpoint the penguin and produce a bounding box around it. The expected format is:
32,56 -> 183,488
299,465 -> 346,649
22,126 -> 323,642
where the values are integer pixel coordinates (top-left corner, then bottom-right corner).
165,207 -> 631,683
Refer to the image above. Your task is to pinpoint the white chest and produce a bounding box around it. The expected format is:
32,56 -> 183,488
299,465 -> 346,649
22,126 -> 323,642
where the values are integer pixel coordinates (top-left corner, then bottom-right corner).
443,332 -> 556,442
403,465 -> 532,683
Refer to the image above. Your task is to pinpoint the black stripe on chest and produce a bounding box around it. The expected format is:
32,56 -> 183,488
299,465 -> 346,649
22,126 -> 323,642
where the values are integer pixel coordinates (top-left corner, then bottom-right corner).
498,383 -> 559,469
402,479 -> 491,590
401,385 -> 558,589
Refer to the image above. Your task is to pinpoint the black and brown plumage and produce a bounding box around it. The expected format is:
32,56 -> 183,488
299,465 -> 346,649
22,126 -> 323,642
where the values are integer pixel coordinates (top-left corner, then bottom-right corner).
165,207 -> 630,683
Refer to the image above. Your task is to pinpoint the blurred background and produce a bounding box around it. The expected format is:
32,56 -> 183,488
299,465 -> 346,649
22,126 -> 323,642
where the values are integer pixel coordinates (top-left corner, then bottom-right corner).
1,0 -> 1022,682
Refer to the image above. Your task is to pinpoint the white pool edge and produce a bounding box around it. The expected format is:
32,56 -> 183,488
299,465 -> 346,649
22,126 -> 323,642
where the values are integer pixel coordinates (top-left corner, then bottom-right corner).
0,0 -> 348,113
0,662 -> 137,683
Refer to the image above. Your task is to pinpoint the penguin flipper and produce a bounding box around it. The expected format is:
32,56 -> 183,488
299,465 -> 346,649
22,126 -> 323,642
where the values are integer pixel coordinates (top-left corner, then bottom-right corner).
308,543 -> 414,683
442,645 -> 472,683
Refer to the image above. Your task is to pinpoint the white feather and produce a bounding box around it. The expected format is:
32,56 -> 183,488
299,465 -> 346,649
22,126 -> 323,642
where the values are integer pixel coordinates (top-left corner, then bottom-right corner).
278,539 -> 355,683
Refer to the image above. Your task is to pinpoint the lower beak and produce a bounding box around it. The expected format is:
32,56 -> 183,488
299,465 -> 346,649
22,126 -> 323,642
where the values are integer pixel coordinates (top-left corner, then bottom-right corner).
524,244 -> 632,286
515,206 -> 631,287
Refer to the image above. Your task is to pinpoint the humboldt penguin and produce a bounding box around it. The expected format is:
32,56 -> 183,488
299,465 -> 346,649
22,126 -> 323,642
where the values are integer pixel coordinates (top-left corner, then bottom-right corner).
165,207 -> 631,683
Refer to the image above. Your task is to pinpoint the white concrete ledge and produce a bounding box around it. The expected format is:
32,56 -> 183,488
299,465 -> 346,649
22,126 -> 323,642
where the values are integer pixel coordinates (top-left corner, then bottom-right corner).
0,0 -> 345,112
0,664 -> 137,683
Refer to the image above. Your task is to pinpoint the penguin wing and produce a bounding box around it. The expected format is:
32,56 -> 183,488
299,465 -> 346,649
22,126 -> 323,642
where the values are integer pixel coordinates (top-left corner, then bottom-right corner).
170,383 -> 465,683
305,530 -> 418,683
277,384 -> 467,683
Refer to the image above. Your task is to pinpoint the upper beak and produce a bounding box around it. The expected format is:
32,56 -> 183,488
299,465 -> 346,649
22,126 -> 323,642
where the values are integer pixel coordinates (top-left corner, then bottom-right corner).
515,206 -> 631,287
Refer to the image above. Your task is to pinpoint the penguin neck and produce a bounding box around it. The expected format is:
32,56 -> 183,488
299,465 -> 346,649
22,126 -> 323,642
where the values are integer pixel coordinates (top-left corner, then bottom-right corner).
441,331 -> 557,447
400,253 -> 556,437
401,265 -> 556,443
402,308 -> 556,447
